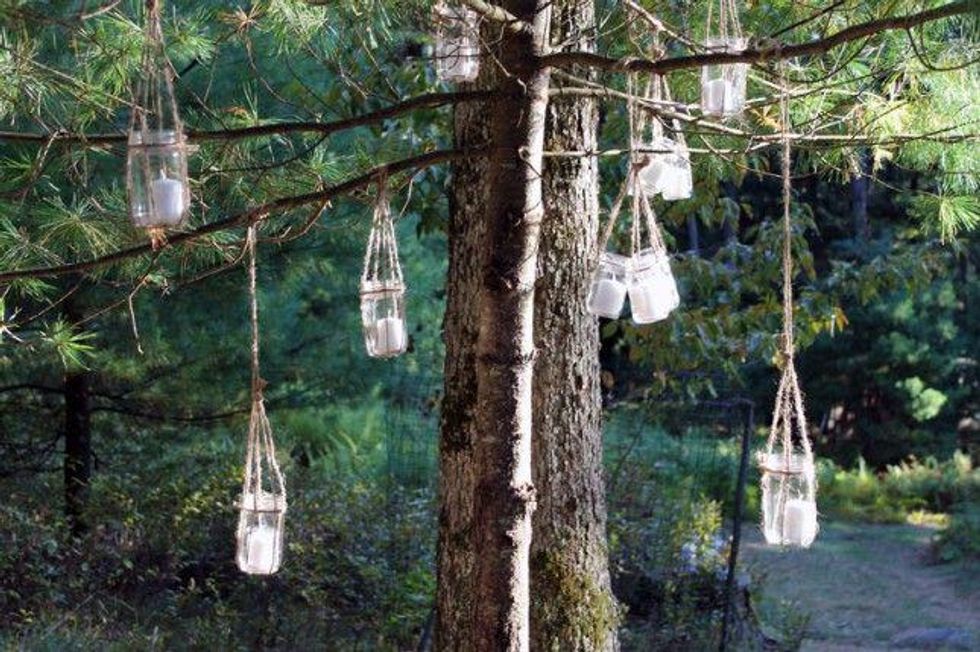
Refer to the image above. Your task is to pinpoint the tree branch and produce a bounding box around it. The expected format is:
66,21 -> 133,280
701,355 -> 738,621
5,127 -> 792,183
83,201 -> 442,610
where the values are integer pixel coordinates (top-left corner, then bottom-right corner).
0,148 -> 472,282
540,1 -> 977,73
0,90 -> 491,147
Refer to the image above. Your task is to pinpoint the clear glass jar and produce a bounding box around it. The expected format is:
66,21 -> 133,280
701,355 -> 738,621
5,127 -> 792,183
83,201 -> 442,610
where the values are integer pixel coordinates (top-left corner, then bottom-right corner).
126,129 -> 190,228
360,280 -> 408,358
758,452 -> 818,547
433,2 -> 480,83
236,491 -> 286,575
637,137 -> 693,201
587,251 -> 630,319
628,247 -> 679,324
700,37 -> 749,118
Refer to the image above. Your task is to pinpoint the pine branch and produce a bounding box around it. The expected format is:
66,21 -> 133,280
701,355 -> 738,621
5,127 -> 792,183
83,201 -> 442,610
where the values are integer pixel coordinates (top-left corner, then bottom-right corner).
0,90 -> 491,147
540,1 -> 977,73
0,148 -> 471,282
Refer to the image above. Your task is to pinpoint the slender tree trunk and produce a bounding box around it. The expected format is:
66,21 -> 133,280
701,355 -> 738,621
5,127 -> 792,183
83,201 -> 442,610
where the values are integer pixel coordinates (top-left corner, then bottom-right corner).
530,0 -> 620,649
437,2 -> 551,649
851,149 -> 871,240
64,368 -> 92,537
469,2 -> 551,647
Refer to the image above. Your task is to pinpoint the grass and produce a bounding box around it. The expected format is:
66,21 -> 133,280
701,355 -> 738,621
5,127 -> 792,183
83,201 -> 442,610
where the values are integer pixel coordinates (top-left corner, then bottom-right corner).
742,520 -> 980,650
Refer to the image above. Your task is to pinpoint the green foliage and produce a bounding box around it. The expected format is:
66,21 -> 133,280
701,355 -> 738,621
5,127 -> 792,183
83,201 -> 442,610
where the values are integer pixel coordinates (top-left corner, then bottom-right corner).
935,503 -> 980,562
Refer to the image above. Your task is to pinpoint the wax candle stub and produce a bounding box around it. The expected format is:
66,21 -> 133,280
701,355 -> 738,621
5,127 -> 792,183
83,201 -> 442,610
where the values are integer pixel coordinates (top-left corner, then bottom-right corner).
151,177 -> 186,224
629,282 -> 671,324
783,498 -> 818,547
374,316 -> 406,356
638,160 -> 666,196
704,78 -> 728,114
589,279 -> 627,318
244,525 -> 277,573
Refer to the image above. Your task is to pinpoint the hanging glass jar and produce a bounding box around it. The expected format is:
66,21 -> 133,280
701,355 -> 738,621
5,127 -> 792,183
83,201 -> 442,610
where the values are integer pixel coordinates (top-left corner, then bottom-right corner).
758,365 -> 819,548
237,226 -> 287,576
587,251 -> 630,319
701,0 -> 749,117
432,1 -> 480,83
629,246 -> 679,325
360,184 -> 408,358
127,0 -> 191,231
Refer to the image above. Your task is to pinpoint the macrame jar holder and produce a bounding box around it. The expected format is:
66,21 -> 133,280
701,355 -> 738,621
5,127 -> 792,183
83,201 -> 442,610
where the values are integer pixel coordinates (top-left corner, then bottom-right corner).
126,0 -> 191,244
589,166 -> 679,324
432,1 -> 480,83
236,226 -> 287,575
360,183 -> 407,359
758,79 -> 818,548
634,75 -> 693,202
701,0 -> 749,118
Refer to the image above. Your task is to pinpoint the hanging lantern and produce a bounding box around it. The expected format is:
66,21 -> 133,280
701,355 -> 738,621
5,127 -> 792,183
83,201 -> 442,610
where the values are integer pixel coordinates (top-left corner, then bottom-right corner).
587,251 -> 630,319
758,448 -> 818,547
701,0 -> 749,117
633,76 -> 693,201
758,364 -> 818,547
236,226 -> 287,576
759,75 -> 818,549
360,185 -> 408,358
629,246 -> 679,325
127,0 -> 191,233
589,160 -> 680,323
432,1 -> 480,83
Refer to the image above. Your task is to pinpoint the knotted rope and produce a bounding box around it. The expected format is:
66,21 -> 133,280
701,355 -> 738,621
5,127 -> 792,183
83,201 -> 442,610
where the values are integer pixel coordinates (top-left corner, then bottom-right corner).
360,174 -> 404,288
241,224 -> 285,514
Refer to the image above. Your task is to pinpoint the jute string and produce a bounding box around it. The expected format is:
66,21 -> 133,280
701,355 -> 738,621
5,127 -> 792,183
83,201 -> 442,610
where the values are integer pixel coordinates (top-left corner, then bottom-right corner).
241,224 -> 286,513
762,67 -> 816,503
597,71 -> 668,259
361,174 -> 404,287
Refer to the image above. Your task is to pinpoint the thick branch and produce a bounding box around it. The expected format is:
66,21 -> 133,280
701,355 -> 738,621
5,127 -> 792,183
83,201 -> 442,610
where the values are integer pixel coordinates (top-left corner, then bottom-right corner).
0,90 -> 490,147
0,148 -> 470,282
540,1 -> 976,73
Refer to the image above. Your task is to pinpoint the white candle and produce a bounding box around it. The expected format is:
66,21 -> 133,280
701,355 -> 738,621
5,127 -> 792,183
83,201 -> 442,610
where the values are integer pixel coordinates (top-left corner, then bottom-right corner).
374,316 -> 406,356
151,177 -> 186,225
245,525 -> 277,574
704,78 -> 728,115
637,159 -> 666,196
783,498 -> 818,547
629,281 -> 671,324
588,278 -> 626,318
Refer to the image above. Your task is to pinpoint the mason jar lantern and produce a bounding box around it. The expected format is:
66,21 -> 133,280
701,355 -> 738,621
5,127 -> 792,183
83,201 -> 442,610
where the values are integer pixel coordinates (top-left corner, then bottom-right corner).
701,36 -> 749,118
587,251 -> 630,319
758,451 -> 818,548
360,280 -> 408,358
432,1 -> 480,83
127,0 -> 191,230
236,490 -> 286,575
628,247 -> 679,325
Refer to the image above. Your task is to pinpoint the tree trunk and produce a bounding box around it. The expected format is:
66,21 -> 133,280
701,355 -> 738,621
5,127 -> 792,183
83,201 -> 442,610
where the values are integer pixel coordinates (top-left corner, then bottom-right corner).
851,149 -> 870,240
529,0 -> 620,649
436,51 -> 493,652
437,2 -> 551,649
64,368 -> 92,537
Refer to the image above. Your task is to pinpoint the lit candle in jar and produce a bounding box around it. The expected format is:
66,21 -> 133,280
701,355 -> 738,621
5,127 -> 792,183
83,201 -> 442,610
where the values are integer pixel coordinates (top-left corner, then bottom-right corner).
151,176 -> 186,225
245,525 -> 277,574
629,281 -> 671,324
783,498 -> 817,547
589,278 -> 627,318
704,78 -> 729,115
374,316 -> 406,356
637,159 -> 667,196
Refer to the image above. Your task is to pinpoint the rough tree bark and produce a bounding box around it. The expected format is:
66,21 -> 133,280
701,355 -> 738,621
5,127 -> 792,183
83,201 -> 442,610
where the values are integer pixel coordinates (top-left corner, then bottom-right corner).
437,1 -> 552,649
436,46 -> 493,652
529,0 -> 620,649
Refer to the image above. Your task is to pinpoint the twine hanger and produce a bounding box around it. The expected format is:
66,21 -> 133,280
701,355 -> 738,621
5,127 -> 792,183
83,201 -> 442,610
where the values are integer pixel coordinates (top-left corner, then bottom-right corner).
241,223 -> 285,513
762,65 -> 816,494
360,172 -> 404,288
707,0 -> 743,41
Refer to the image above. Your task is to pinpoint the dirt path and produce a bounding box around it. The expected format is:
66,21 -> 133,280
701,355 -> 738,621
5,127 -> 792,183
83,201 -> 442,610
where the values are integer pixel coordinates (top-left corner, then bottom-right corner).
739,521 -> 980,650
